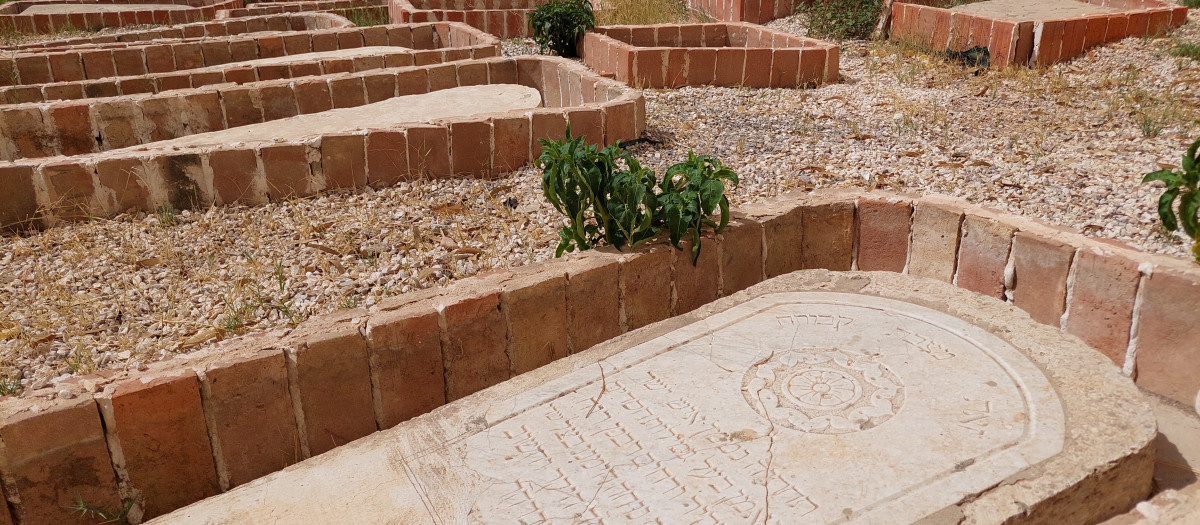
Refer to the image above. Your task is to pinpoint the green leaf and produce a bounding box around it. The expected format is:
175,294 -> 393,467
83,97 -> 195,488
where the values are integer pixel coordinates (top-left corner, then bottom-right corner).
1158,188 -> 1180,232
1180,190 -> 1200,238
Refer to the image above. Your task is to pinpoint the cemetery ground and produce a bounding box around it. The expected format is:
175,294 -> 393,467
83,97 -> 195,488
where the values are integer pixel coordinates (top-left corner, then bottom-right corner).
0,5 -> 1197,403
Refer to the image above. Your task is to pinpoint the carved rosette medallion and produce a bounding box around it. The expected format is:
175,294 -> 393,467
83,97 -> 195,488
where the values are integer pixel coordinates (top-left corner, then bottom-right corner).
742,348 -> 904,434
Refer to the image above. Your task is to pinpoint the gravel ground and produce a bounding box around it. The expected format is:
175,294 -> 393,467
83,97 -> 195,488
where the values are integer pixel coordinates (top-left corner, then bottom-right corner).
2,10 -> 1199,394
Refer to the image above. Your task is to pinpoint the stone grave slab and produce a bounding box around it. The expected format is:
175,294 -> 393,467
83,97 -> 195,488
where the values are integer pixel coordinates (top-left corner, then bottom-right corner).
151,271 -> 1156,524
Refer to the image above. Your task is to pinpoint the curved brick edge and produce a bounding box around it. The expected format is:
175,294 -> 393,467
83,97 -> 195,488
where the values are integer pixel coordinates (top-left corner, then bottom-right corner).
2,188 -> 1196,523
0,22 -> 500,105
388,0 -> 543,38
885,0 -> 1189,68
0,0 -> 243,35
0,55 -> 644,231
0,12 -> 353,53
217,0 -> 385,18
685,0 -> 798,24
581,23 -> 839,89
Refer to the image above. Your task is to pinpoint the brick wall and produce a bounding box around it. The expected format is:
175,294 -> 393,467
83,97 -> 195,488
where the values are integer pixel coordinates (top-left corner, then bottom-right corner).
886,0 -> 1188,67
0,0 -> 243,35
685,0 -> 801,25
4,189 -> 1197,523
0,12 -> 355,52
582,23 -> 839,88
0,55 -> 644,230
389,0 -> 545,38
0,22 -> 500,104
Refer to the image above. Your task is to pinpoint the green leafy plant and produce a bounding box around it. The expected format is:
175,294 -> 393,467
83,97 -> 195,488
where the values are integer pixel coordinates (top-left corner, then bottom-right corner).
528,0 -> 595,57
538,129 -> 738,263
1143,136 -> 1200,262
799,0 -> 883,41
69,495 -> 134,525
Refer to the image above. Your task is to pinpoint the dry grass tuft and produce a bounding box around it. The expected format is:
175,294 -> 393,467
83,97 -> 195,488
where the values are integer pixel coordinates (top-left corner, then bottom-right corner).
594,0 -> 705,26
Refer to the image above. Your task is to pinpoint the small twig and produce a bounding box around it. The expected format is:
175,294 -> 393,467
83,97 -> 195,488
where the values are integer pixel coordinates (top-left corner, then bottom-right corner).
585,363 -> 608,418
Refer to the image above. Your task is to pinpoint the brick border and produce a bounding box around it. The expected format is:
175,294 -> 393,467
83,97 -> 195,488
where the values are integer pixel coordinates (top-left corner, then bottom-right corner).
219,0 -> 385,18
0,55 -> 644,230
885,0 -> 1188,67
581,23 -> 839,89
0,22 -> 500,104
0,0 -> 242,35
685,0 -> 798,24
4,188 -> 1198,523
3,12 -> 354,52
388,0 -> 542,38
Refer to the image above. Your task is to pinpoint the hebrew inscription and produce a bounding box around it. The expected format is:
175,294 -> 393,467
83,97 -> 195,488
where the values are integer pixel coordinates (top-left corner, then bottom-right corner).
399,292 -> 1065,524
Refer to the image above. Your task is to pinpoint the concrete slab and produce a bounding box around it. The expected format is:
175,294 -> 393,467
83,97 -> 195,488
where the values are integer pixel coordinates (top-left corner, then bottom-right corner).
951,0 -> 1120,23
1150,395 -> 1200,491
150,271 -> 1156,524
188,47 -> 412,72
21,3 -> 193,14
119,84 -> 541,154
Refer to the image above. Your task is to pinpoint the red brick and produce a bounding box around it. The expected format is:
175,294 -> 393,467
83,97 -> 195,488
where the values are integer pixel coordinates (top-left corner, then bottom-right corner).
566,107 -> 603,147
908,201 -> 962,283
144,45 -> 175,73
720,216 -> 764,295
293,79 -> 333,114
260,143 -> 313,198
1010,231 -> 1073,326
1059,18 -> 1088,61
856,197 -> 911,272
328,76 -> 366,108
229,39 -> 260,62
491,113 -> 530,173
1127,11 -> 1150,37
954,215 -> 1014,299
531,109 -> 567,159
742,48 -> 772,88
320,133 -> 367,189
447,119 -> 492,176
674,235 -> 720,314
621,244 -> 673,330
173,43 -> 205,70
1082,16 -> 1109,50
365,129 -> 409,187
931,10 -> 953,50
14,55 -> 52,84
1132,267 -> 1200,404
686,47 -> 717,86
768,49 -> 799,88
395,68 -> 428,96
406,125 -> 452,178
1105,14 -> 1129,44
1146,10 -> 1172,36
259,83 -> 298,121
95,158 -> 150,213
442,289 -> 509,401
41,161 -> 94,219
1064,248 -> 1140,365
47,52 -> 84,82
365,305 -> 445,429
0,397 -> 121,525
801,199 -> 855,270
427,63 -> 458,91
361,26 -> 389,47
752,202 -> 804,279
948,13 -> 973,51
311,31 -> 339,52
50,103 -> 95,156
989,21 -> 1017,68
223,66 -> 256,85
968,15 -> 994,48
824,47 -> 839,84
190,71 -> 225,88
109,370 -> 218,519
503,272 -> 569,375
1013,21 -> 1036,66
798,47 -> 825,87
200,41 -> 233,68
912,6 -> 939,48
258,35 -> 286,58
563,255 -> 621,353
288,323 -> 376,456
713,48 -> 744,87
0,164 -> 39,232
361,72 -> 396,103
209,148 -> 263,205
201,348 -> 300,488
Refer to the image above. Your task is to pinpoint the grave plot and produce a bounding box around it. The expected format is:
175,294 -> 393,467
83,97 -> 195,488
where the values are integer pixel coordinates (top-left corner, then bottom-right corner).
885,0 -> 1189,67
582,23 -> 839,89
0,56 -> 644,229
0,0 -> 242,34
0,21 -> 500,103
5,11 -> 354,52
2,189 -> 1196,524
147,271 -> 1156,524
686,0 -> 799,25
389,0 -> 543,38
